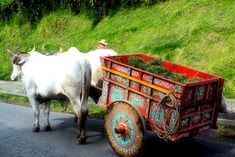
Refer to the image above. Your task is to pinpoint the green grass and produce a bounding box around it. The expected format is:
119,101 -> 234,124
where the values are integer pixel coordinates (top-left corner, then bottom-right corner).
0,93 -> 30,106
214,124 -> 235,144
0,93 -> 107,119
0,0 -> 235,98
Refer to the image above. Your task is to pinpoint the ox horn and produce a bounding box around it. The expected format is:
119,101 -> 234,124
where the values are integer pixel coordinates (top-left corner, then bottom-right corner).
29,45 -> 35,53
6,48 -> 14,56
59,47 -> 63,53
5,45 -> 18,57
42,44 -> 45,53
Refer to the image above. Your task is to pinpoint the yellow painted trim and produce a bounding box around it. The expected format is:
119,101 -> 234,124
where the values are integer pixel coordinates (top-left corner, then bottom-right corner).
102,66 -> 181,98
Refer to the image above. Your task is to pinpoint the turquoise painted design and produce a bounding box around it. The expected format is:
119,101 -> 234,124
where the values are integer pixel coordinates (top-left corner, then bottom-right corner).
98,81 -> 109,108
140,85 -> 151,95
146,99 -> 150,114
149,103 -> 156,120
147,88 -> 151,96
154,78 -> 175,89
155,108 -> 163,122
131,70 -> 140,78
149,101 -> 178,135
111,112 -> 135,147
184,107 -> 196,114
169,109 -> 177,134
197,86 -> 205,101
192,115 -> 201,124
126,68 -> 131,87
152,90 -> 165,100
107,106 -> 142,155
112,63 -> 129,75
158,91 -> 165,99
130,81 -> 139,90
128,92 -> 146,108
109,85 -> 125,103
143,74 -> 153,83
111,74 -> 128,86
127,68 -> 131,75
140,85 -> 148,94
203,112 -> 211,120
175,84 -> 182,93
182,118 -> 190,127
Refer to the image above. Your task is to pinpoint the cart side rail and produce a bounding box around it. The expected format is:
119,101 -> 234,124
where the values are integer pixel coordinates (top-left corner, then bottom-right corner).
98,54 -> 224,142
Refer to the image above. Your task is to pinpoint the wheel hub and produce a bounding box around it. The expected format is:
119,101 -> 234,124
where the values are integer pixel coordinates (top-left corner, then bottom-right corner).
115,122 -> 127,134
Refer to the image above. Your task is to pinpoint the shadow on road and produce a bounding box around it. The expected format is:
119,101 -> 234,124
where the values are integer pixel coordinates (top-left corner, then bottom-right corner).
54,116 -> 234,157
143,131 -> 234,157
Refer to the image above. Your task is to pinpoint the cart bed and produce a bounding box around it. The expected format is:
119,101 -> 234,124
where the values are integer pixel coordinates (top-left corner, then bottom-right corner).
98,54 -> 224,141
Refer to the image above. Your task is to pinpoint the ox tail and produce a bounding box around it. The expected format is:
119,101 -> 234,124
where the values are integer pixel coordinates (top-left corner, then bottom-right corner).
78,58 -> 92,144
80,59 -> 92,110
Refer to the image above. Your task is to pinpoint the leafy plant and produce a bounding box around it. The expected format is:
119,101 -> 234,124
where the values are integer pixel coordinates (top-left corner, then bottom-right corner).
127,57 -> 201,83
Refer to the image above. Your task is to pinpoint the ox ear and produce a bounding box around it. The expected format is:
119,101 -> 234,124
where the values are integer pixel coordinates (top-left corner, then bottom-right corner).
18,57 -> 29,65
12,54 -> 20,64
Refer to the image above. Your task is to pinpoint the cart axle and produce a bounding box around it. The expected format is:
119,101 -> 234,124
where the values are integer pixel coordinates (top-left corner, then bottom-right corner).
115,123 -> 126,134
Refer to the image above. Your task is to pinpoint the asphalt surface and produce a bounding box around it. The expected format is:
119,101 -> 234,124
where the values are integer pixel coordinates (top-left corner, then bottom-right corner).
0,102 -> 235,157
0,102 -> 116,157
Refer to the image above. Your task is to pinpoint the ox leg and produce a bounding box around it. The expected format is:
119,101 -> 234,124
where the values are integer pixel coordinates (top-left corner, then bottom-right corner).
71,99 -> 87,144
28,97 -> 40,132
43,101 -> 51,131
220,94 -> 228,113
79,105 -> 88,144
74,114 -> 78,122
61,99 -> 69,112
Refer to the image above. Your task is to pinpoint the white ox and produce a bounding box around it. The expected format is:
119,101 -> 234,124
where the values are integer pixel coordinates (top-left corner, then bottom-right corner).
10,48 -> 91,144
67,47 -> 117,87
42,47 -> 117,112
86,49 -> 117,86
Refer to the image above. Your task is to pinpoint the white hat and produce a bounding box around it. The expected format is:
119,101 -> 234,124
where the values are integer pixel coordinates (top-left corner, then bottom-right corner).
100,39 -> 108,46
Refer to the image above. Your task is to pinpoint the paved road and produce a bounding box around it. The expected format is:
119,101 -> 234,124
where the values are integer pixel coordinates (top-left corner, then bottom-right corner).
0,102 -> 235,157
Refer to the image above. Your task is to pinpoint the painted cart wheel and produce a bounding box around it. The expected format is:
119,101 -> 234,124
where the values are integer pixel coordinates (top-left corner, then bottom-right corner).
104,101 -> 146,157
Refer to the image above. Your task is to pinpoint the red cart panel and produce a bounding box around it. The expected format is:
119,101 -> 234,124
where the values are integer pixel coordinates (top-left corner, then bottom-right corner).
98,54 -> 224,142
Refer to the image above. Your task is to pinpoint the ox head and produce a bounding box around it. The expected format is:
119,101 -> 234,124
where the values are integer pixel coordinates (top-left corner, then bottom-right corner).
8,47 -> 34,81
10,53 -> 30,81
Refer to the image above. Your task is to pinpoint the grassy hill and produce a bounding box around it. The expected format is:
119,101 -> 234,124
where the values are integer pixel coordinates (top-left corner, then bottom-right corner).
0,0 -> 234,98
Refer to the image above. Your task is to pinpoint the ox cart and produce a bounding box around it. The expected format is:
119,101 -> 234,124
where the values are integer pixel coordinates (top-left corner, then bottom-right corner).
89,54 -> 224,157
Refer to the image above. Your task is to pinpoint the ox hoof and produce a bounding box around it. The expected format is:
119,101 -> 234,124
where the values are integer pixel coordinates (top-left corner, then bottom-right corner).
32,126 -> 40,132
43,126 -> 52,131
74,115 -> 78,122
77,137 -> 86,144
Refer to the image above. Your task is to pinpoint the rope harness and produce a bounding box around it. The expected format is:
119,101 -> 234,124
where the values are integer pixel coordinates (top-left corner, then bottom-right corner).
154,91 -> 180,141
